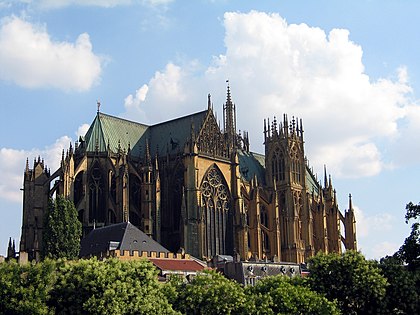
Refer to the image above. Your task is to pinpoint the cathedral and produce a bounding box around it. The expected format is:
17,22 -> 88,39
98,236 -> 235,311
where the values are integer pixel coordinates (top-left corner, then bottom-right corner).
20,85 -> 357,263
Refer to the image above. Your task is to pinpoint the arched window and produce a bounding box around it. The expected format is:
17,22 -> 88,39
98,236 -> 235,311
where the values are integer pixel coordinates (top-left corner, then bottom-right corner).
89,162 -> 105,223
74,171 -> 84,207
290,146 -> 301,183
260,205 -> 268,227
109,172 -> 116,203
262,230 -> 270,254
271,148 -> 285,182
129,174 -> 141,211
201,166 -> 233,257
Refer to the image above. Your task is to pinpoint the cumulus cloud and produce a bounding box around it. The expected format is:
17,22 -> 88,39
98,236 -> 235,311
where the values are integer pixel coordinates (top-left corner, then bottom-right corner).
0,121 -> 93,204
123,10 -> 419,178
0,136 -> 71,203
0,16 -> 102,91
354,206 -> 394,239
76,124 -> 90,138
352,206 -> 401,258
122,62 -> 201,123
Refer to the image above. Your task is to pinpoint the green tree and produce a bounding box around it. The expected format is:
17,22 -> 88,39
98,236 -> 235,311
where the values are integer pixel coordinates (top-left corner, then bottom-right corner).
394,202 -> 420,271
378,256 -> 419,314
48,257 -> 178,315
169,270 -> 254,315
0,259 -> 57,315
42,195 -> 82,259
307,250 -> 387,315
247,275 -> 340,315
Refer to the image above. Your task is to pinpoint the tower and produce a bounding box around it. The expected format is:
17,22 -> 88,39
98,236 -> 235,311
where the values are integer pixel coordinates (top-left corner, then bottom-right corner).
264,115 -> 312,263
20,157 -> 50,261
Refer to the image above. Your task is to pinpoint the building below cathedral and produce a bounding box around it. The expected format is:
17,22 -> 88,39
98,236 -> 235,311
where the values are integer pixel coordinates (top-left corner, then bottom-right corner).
20,85 -> 356,263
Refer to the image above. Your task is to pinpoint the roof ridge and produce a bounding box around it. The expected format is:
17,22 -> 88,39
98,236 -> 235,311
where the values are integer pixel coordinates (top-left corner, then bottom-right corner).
149,109 -> 207,128
98,112 -> 150,128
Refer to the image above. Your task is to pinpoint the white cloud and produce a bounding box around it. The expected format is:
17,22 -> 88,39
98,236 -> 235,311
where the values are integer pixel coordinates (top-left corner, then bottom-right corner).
123,10 -> 418,178
371,241 -> 400,259
122,62 -> 201,123
76,124 -> 90,138
0,16 -> 102,91
0,136 -> 70,203
354,206 -> 394,238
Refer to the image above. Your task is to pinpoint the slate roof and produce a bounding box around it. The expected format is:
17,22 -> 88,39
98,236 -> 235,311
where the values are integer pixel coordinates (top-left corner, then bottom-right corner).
79,222 -> 169,257
238,150 -> 266,184
149,110 -> 208,156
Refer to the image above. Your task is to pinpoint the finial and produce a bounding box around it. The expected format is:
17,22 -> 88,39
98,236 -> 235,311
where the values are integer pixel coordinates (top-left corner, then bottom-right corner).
324,165 -> 328,188
208,93 -> 211,110
97,100 -> 101,113
349,193 -> 353,210
226,79 -> 231,103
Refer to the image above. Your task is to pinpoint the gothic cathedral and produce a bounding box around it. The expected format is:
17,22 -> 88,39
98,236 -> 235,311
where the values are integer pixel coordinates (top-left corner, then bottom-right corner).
20,86 -> 357,262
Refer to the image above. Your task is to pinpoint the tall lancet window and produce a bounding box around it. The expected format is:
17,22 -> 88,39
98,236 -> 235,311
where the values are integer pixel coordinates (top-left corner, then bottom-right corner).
201,166 -> 233,257
88,161 -> 105,223
290,145 -> 301,183
271,147 -> 285,182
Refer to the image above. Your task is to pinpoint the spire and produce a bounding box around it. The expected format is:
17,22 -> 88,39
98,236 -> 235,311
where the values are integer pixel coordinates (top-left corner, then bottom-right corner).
155,153 -> 159,171
145,139 -> 152,167
333,189 -> 337,206
348,193 -> 353,210
25,158 -> 29,172
223,80 -> 237,149
208,93 -> 212,110
324,165 -> 328,188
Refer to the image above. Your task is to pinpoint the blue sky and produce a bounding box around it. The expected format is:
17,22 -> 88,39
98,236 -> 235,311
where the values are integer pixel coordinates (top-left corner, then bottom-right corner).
1,0 -> 419,259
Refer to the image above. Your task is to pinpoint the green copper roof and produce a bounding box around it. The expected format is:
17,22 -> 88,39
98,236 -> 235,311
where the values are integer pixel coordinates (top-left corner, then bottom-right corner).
84,112 -> 149,156
83,110 -> 208,158
305,167 -> 320,197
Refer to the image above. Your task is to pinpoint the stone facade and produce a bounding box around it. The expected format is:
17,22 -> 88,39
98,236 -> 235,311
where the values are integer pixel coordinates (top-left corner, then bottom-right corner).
20,86 -> 356,263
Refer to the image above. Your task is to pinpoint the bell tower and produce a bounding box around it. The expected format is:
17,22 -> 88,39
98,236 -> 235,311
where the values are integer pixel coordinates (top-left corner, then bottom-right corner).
264,115 -> 313,263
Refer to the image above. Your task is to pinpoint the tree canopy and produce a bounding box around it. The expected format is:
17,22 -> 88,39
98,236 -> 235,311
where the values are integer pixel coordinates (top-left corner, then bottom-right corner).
42,195 -> 82,260
394,202 -> 420,271
247,275 -> 340,315
378,256 -> 419,314
167,270 -> 254,315
0,258 -> 178,315
307,250 -> 387,315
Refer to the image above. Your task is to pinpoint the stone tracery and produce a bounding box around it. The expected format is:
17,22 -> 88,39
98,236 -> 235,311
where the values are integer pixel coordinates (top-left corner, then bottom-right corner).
201,166 -> 231,257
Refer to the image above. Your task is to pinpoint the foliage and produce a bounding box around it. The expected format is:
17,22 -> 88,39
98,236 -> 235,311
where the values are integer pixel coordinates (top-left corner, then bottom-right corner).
0,259 -> 56,315
48,257 -> 178,315
247,275 -> 340,315
42,195 -> 82,260
169,270 -> 254,315
394,202 -> 420,271
307,250 -> 387,315
378,256 -> 419,314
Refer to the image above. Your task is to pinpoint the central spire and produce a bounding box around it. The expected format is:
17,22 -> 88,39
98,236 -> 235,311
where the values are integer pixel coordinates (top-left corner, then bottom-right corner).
223,80 -> 237,150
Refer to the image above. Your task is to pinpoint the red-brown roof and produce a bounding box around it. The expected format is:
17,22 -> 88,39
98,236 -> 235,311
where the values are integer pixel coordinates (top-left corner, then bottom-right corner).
149,258 -> 207,272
